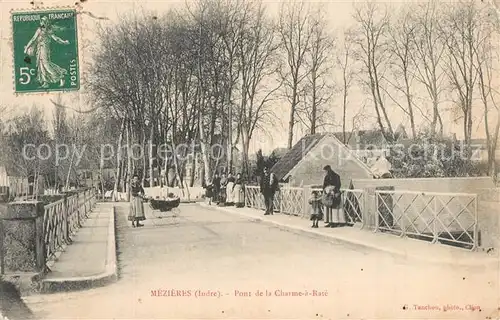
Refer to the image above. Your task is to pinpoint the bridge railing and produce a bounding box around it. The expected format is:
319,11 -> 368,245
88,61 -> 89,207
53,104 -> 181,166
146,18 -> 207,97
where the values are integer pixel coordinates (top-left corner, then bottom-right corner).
43,189 -> 96,264
244,186 -> 366,227
243,185 -> 481,250
375,190 -> 478,250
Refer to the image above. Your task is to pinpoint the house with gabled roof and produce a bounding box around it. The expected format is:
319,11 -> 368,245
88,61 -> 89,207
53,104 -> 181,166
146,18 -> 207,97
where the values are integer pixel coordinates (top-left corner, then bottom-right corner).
270,133 -> 374,188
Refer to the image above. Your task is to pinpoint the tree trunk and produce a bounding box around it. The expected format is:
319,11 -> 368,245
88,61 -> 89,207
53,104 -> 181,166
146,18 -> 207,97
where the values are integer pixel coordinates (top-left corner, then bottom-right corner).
141,125 -> 147,188
99,167 -> 104,202
403,72 -> 416,138
228,103 -> 233,174
149,124 -> 155,188
113,118 -> 125,201
199,113 -> 211,185
342,78 -> 348,144
288,94 -> 297,149
120,160 -> 126,193
241,128 -> 251,179
126,121 -> 132,202
310,70 -> 317,135
65,151 -> 75,191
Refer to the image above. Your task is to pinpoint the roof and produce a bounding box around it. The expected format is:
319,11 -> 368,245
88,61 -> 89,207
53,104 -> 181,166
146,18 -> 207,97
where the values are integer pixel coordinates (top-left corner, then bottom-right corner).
270,147 -> 289,158
332,130 -> 387,148
271,133 -> 328,181
332,126 -> 408,149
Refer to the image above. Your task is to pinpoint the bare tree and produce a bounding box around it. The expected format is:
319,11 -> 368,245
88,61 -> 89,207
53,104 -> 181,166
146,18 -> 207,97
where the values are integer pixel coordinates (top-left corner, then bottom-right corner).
474,5 -> 499,177
385,8 -> 418,138
236,2 -> 281,176
440,1 -> 487,159
299,7 -> 335,135
352,3 -> 395,142
278,1 -> 314,149
336,28 -> 356,144
410,1 -> 447,138
216,0 -> 252,173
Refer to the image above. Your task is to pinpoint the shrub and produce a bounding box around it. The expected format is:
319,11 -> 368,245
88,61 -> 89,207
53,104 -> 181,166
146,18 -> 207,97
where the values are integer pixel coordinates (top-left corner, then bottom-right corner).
389,135 -> 479,178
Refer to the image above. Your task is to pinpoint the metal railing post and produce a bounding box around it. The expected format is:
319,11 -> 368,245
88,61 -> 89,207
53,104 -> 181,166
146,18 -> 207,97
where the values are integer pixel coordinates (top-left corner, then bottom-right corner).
374,191 -> 379,233
473,195 -> 478,251
432,196 -> 438,244
244,186 -> 248,207
280,189 -> 284,213
63,194 -> 70,243
303,187 -> 308,218
400,195 -> 406,238
361,191 -> 366,229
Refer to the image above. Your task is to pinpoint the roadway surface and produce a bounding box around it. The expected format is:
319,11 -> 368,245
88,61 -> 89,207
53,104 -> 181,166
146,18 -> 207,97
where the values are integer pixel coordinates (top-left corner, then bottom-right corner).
25,203 -> 498,319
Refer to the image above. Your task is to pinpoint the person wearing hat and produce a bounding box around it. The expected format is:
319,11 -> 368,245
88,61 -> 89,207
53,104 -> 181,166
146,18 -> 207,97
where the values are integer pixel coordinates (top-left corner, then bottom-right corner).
260,166 -> 279,215
322,165 -> 342,227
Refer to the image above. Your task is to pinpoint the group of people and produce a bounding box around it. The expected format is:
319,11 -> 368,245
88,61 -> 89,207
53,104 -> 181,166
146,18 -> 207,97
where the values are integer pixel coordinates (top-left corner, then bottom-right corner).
309,165 -> 345,228
202,164 -> 346,229
204,172 -> 245,207
257,164 -> 345,227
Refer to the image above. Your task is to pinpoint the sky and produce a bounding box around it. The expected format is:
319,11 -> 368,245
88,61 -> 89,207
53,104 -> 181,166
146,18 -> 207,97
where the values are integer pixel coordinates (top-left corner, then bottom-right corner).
0,0 -> 496,155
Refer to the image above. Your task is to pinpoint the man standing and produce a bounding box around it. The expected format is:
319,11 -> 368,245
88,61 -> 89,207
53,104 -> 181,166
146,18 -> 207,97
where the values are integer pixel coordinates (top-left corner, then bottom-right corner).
260,166 -> 279,215
212,173 -> 221,205
322,165 -> 342,227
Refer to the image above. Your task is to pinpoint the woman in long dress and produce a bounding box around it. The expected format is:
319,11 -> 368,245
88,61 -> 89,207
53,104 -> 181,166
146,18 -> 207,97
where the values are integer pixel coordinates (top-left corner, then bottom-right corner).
128,175 -> 146,227
225,173 -> 235,206
233,173 -> 244,208
24,16 -> 70,88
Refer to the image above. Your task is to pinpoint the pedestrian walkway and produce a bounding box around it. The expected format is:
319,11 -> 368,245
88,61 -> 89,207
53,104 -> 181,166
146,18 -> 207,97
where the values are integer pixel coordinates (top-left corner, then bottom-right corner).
200,203 -> 500,269
41,202 -> 118,293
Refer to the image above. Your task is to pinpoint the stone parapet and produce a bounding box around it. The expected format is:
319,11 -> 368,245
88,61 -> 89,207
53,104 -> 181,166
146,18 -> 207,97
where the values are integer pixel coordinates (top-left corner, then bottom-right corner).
0,201 -> 46,275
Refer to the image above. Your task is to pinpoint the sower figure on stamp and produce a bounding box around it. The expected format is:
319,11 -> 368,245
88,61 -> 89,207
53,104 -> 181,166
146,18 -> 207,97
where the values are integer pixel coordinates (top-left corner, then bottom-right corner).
322,165 -> 342,228
128,174 -> 146,228
24,16 -> 70,88
260,166 -> 279,215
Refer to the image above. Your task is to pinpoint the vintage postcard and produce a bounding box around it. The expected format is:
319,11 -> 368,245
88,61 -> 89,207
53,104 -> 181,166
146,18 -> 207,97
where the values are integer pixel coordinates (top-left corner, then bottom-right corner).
0,0 -> 499,319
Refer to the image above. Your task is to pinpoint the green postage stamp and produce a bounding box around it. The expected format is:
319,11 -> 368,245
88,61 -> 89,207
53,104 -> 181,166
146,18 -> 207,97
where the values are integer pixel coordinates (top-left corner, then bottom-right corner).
12,9 -> 79,93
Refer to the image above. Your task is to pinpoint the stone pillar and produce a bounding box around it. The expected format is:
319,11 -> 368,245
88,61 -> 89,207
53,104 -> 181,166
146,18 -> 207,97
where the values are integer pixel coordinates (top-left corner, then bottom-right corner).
0,201 -> 46,275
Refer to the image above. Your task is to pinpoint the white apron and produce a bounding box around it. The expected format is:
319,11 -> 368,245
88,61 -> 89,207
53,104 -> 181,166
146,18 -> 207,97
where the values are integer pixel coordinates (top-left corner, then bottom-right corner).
226,181 -> 235,203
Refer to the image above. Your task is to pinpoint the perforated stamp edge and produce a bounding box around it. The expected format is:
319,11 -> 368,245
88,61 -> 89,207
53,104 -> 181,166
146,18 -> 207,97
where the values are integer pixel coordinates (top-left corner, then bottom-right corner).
10,5 -> 81,96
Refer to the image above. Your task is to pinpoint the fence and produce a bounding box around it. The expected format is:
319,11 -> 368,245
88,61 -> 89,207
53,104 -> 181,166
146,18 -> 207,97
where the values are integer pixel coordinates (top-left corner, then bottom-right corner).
43,189 -> 96,264
244,186 -> 366,227
244,185 -> 479,250
375,190 -> 478,250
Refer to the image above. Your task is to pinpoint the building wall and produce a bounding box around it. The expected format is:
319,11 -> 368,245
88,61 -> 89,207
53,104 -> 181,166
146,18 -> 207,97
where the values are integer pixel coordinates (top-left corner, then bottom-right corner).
287,135 -> 373,188
351,177 -> 495,193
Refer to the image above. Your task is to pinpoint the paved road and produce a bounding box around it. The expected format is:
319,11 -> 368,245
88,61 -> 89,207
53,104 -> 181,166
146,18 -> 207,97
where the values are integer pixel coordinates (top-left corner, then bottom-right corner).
25,203 -> 498,319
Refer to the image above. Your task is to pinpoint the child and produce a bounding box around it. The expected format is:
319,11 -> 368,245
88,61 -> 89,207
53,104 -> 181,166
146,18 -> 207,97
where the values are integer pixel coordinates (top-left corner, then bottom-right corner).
308,190 -> 323,228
